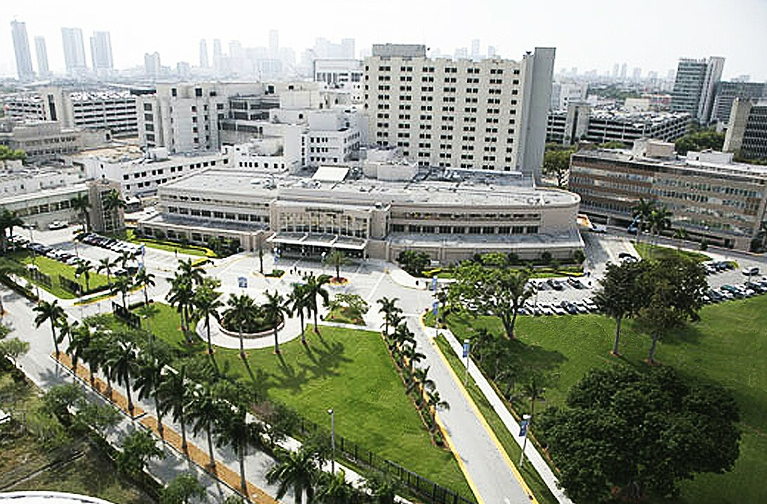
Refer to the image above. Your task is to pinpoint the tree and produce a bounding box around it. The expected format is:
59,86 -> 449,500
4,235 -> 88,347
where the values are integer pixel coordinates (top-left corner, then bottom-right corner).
324,249 -> 348,280
176,257 -> 206,286
103,188 -> 127,231
315,469 -> 360,504
287,283 -> 310,344
167,274 -> 194,335
632,198 -> 656,244
70,193 -> 91,233
187,382 -> 224,466
97,257 -> 117,286
266,447 -> 319,504
303,273 -> 331,336
638,256 -> 707,363
673,228 -> 689,249
192,284 -> 223,355
675,129 -> 725,155
0,208 -> 23,253
262,290 -> 290,354
426,390 -> 450,429
377,296 -> 401,337
0,337 -> 29,366
538,366 -> 741,503
364,472 -> 400,504
543,147 -> 574,188
67,321 -> 92,376
0,145 -> 26,161
134,348 -> 170,434
75,259 -> 92,292
117,429 -> 165,475
448,263 -> 534,339
106,336 -> 139,412
223,293 -> 257,357
647,205 -> 673,245
134,268 -> 156,307
112,275 -> 132,310
157,365 -> 190,451
33,300 -> 66,357
216,399 -> 264,499
522,373 -> 546,419
593,260 -> 650,356
396,250 -> 430,276
160,473 -> 206,504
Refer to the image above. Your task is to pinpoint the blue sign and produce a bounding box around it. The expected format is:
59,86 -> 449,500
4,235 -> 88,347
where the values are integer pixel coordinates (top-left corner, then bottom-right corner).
462,340 -> 471,358
237,276 -> 248,288
431,276 -> 438,291
432,301 -> 439,317
519,419 -> 530,437
140,244 -> 146,257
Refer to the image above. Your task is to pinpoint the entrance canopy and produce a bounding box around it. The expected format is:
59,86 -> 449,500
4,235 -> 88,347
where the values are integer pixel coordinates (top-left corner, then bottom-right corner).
268,232 -> 367,251
312,166 -> 349,182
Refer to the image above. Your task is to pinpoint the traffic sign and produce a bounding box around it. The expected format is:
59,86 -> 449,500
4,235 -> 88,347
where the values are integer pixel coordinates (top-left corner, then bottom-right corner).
432,301 -> 439,316
237,276 -> 248,288
519,419 -> 529,437
462,340 -> 471,358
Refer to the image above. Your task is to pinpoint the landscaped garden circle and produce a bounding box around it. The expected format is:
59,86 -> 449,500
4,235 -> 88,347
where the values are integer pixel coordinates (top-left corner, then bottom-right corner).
329,276 -> 349,285
219,311 -> 280,336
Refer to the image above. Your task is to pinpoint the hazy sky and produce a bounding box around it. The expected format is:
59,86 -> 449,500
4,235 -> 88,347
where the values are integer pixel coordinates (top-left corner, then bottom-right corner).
2,0 -> 766,80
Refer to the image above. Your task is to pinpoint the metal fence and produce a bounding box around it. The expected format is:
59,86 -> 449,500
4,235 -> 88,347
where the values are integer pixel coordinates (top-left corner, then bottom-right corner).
295,417 -> 477,504
111,301 -> 141,328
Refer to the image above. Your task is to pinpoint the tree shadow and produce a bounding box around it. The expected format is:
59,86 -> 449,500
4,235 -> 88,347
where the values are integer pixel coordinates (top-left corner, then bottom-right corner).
268,352 -> 309,394
299,338 -> 352,381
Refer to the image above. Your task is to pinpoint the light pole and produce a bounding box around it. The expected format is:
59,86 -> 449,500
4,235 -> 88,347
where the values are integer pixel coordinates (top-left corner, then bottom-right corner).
28,226 -> 40,300
463,339 -> 471,386
519,414 -> 532,467
327,408 -> 335,474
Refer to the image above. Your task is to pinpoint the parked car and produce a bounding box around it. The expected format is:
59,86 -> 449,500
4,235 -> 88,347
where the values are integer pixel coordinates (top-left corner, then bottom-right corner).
48,220 -> 67,230
742,266 -> 760,276
547,278 -> 564,291
567,277 -> 584,289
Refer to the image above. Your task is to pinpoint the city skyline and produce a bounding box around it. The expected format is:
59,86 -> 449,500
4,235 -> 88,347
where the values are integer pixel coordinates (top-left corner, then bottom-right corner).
1,0 -> 766,81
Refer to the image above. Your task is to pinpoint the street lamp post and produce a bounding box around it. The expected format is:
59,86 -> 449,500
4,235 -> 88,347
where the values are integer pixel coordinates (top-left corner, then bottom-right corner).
327,408 -> 335,474
519,414 -> 532,467
28,227 -> 40,300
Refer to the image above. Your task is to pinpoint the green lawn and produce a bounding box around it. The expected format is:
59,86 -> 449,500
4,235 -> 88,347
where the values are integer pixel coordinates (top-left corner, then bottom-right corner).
121,229 -> 216,258
633,242 -> 711,262
213,326 -> 473,499
325,306 -> 366,325
134,302 -> 187,347
9,251 -> 110,299
439,297 -> 767,504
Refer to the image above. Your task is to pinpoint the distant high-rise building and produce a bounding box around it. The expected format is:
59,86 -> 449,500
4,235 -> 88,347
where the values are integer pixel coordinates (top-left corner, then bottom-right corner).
199,39 -> 209,68
612,63 -> 619,78
712,81 -> 767,123
341,38 -> 355,58
11,21 -> 35,80
732,75 -> 751,83
724,98 -> 767,160
269,29 -> 279,56
671,56 -> 725,124
61,27 -> 87,74
213,39 -> 222,71
176,61 -> 191,78
632,67 -> 641,80
144,52 -> 161,78
487,45 -> 496,58
34,36 -> 50,77
90,31 -> 113,74
455,47 -> 468,59
471,39 -> 480,58
620,63 -> 627,79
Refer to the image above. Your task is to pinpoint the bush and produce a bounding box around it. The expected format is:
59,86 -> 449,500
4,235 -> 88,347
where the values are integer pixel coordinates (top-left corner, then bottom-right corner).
540,251 -> 553,264
571,249 -> 586,264
265,269 -> 284,278
700,239 -> 709,251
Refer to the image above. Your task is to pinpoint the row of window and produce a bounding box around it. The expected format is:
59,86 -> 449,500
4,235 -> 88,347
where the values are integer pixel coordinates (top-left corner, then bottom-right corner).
166,206 -> 270,223
389,224 -> 539,235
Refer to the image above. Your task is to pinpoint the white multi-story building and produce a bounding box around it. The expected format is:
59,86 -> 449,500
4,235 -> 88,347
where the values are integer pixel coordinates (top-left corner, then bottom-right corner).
550,81 -> 588,110
314,59 -> 363,87
364,44 -> 555,179
136,82 -> 270,153
3,87 -> 138,138
671,56 -> 725,124
0,120 -> 111,161
71,145 -> 231,199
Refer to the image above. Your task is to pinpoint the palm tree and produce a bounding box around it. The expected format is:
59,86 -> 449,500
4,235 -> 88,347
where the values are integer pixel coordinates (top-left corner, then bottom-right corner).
70,193 -> 91,233
83,328 -> 110,390
648,206 -> 673,246
324,249 -> 348,281
426,390 -> 450,429
97,257 -> 117,286
377,297 -> 401,337
75,259 -> 92,292
673,228 -> 689,250
167,274 -> 194,334
192,286 -> 223,354
187,382 -> 224,467
0,208 -> 23,253
176,258 -> 206,287
316,470 -> 359,504
157,365 -> 190,451
67,322 -> 91,377
262,290 -> 290,354
507,271 -> 534,339
522,373 -> 546,420
215,403 -> 264,499
401,344 -> 425,373
288,283 -> 310,344
103,189 -> 127,232
33,300 -> 66,357
134,268 -> 156,307
632,198 -> 656,244
106,337 -> 138,413
223,293 -> 257,358
266,447 -> 319,504
134,349 -> 170,435
304,274 -> 331,335
112,275 -> 132,309
407,366 -> 435,396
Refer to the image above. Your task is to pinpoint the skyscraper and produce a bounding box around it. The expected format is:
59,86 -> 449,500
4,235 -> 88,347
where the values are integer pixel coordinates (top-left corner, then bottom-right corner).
619,63 -> 627,79
671,56 -> 725,124
90,31 -> 113,74
144,52 -> 161,79
34,36 -> 50,77
269,29 -> 279,56
61,27 -> 87,74
199,39 -> 209,68
11,21 -> 35,80
471,39 -> 480,59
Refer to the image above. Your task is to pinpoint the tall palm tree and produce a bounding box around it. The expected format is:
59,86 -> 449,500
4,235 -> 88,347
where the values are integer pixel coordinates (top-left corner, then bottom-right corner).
192,286 -> 223,354
324,249 -> 348,280
316,470 -> 359,504
215,402 -> 264,499
522,373 -> 546,420
70,193 -> 91,233
112,275 -> 132,309
407,366 -> 435,395
83,328 -> 110,390
33,300 -> 66,357
648,206 -> 673,246
223,293 -> 257,358
262,290 -> 290,354
304,274 -> 331,335
134,268 -> 155,307
632,198 -> 656,244
507,271 -> 534,339
266,447 -> 319,504
97,257 -> 117,286
0,208 -> 24,253
167,274 -> 194,334
401,344 -> 425,373
106,337 -> 138,413
157,365 -> 190,451
426,390 -> 450,429
67,322 -> 91,377
103,189 -> 127,232
377,297 -> 401,337
673,227 -> 689,250
288,283 -> 310,344
176,258 -> 206,287
187,382 -> 224,467
134,347 -> 170,434
75,259 -> 92,292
